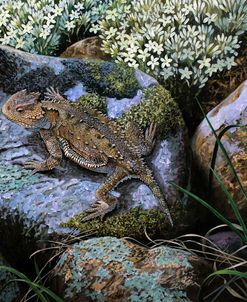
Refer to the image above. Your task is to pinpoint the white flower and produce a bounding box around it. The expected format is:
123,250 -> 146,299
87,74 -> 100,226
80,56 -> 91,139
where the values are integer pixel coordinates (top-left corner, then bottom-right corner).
52,5 -> 63,17
12,2 -> 23,10
105,8 -> 118,22
43,13 -> 56,26
144,40 -> 156,52
205,64 -> 218,76
224,56 -> 237,69
0,11 -> 11,27
119,19 -> 129,30
95,0 -> 247,88
74,3 -> 84,11
39,28 -> 51,39
160,67 -> 174,80
65,20 -> 76,31
104,27 -> 118,39
137,48 -> 150,61
147,55 -> 159,70
128,59 -> 139,69
90,24 -> 100,34
198,57 -> 211,69
21,22 -> 33,34
69,10 -> 80,20
15,36 -> 25,49
126,45 -> 139,54
159,14 -> 172,27
0,34 -> 11,44
122,51 -> 136,60
203,13 -> 217,24
179,67 -> 193,80
152,41 -> 164,55
160,55 -> 172,68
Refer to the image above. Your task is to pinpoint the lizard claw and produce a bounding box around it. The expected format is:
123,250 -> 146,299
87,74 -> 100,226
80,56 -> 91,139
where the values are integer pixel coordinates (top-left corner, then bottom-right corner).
145,122 -> 157,147
23,160 -> 45,174
44,87 -> 65,102
81,200 -> 117,222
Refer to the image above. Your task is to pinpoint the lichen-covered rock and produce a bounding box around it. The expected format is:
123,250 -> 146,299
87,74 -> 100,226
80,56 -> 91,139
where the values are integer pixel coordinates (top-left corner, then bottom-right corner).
0,253 -> 20,302
192,81 -> 247,220
54,237 -> 209,302
0,45 -> 191,246
60,36 -> 110,61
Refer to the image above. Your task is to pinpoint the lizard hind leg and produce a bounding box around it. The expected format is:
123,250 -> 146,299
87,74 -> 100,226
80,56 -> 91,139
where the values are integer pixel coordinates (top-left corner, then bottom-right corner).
139,169 -> 173,227
81,167 -> 129,222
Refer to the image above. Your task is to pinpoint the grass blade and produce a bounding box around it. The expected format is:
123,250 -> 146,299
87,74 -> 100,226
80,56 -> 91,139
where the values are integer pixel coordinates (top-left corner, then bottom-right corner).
208,125 -> 242,198
210,168 -> 247,243
197,101 -> 247,201
206,269 -> 247,281
0,266 -> 64,302
171,183 -> 246,242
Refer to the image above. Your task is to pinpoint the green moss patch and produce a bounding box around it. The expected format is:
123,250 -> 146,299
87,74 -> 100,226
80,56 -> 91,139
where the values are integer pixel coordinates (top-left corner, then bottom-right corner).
62,207 -> 170,238
74,92 -> 107,113
86,61 -> 140,98
119,85 -> 184,135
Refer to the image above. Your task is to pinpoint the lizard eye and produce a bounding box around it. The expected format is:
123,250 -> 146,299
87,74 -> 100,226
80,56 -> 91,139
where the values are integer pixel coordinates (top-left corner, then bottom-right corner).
16,107 -> 24,112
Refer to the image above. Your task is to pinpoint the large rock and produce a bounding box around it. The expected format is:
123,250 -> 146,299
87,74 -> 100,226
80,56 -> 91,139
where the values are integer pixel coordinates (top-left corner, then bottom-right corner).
60,36 -> 110,60
54,236 -> 210,302
192,81 -> 247,220
0,45 -> 191,252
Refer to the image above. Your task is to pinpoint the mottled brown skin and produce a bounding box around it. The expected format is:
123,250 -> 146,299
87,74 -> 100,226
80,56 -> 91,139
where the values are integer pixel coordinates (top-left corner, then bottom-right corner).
2,88 -> 173,226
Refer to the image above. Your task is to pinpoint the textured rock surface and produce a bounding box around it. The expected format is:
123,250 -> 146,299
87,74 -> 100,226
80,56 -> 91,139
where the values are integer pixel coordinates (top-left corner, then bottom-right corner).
192,81 -> 247,220
0,252 -> 20,302
60,36 -> 110,60
207,231 -> 247,259
54,237 -> 209,302
0,46 -> 191,243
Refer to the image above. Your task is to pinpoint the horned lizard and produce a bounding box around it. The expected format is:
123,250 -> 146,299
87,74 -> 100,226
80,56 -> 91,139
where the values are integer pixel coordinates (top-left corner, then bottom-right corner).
2,88 -> 173,226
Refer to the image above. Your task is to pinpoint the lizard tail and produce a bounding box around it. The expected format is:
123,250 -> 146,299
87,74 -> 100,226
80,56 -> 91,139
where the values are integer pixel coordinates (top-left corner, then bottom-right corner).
139,169 -> 173,227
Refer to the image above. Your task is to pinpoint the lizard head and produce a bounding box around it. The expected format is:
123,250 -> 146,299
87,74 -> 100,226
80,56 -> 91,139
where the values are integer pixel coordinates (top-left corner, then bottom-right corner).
2,90 -> 46,129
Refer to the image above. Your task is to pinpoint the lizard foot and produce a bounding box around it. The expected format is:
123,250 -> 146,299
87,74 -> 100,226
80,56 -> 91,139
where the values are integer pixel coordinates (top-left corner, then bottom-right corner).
145,122 -> 157,148
44,87 -> 64,101
24,160 -> 46,174
81,199 -> 117,222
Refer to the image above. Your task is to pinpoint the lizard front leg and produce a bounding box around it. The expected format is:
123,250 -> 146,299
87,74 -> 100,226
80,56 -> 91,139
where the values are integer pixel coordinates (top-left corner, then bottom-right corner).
81,167 -> 129,221
125,122 -> 157,156
44,87 -> 67,102
24,129 -> 62,173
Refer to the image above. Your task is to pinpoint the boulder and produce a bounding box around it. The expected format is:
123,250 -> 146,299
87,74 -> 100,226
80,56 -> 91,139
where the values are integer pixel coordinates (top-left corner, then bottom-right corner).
54,236 -> 210,302
0,45 -> 192,252
60,36 -> 110,60
192,81 -> 247,220
207,231 -> 247,259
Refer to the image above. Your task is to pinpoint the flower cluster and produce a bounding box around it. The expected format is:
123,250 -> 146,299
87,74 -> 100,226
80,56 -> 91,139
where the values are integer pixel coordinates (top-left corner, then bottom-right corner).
0,0 -> 112,55
92,0 -> 247,87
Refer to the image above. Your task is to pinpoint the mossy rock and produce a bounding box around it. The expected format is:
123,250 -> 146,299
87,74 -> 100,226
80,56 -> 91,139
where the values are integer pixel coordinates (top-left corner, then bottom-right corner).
74,92 -> 107,113
62,205 -> 191,239
119,85 -> 184,134
0,46 -> 191,249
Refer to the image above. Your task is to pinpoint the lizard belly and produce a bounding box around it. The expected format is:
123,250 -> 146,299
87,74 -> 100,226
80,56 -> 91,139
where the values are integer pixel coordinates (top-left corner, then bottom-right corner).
58,136 -> 109,170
